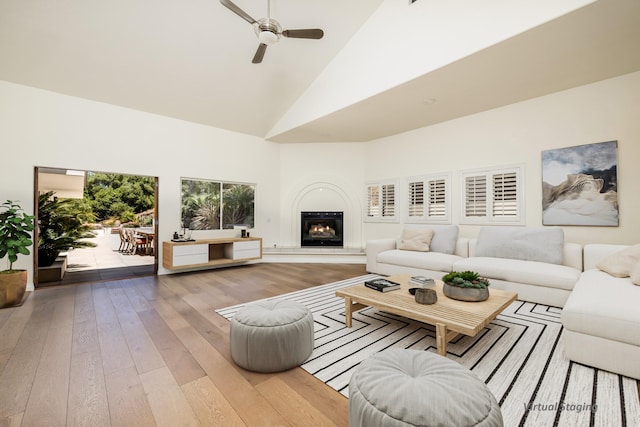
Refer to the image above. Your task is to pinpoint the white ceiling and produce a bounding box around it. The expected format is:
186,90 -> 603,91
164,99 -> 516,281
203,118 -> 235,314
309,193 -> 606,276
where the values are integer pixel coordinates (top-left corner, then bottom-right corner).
1,0 -> 639,143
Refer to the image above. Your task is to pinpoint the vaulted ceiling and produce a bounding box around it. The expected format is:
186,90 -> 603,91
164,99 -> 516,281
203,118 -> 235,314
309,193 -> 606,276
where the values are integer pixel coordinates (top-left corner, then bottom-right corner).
1,0 -> 639,143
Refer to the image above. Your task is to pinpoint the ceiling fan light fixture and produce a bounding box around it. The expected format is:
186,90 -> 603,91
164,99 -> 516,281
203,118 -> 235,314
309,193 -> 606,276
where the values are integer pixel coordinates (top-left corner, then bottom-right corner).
258,30 -> 279,45
220,0 -> 324,63
254,17 -> 282,45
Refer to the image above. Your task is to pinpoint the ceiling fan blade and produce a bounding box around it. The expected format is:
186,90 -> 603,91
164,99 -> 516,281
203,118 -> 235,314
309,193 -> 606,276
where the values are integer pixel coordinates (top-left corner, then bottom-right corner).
219,0 -> 257,24
282,29 -> 324,39
252,43 -> 267,63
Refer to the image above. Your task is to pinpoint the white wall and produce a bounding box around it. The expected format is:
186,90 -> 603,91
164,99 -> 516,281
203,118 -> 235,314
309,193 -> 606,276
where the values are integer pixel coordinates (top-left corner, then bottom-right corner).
363,71 -> 640,245
0,81 -> 281,288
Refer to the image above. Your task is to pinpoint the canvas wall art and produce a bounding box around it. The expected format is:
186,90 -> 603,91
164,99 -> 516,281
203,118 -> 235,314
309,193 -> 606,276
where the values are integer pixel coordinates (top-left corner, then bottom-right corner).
541,141 -> 618,226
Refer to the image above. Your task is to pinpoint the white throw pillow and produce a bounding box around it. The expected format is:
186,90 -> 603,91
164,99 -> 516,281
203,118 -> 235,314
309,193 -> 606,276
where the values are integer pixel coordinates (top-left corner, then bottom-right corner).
399,225 -> 459,254
474,226 -> 564,265
596,244 -> 640,277
630,262 -> 640,286
398,228 -> 434,252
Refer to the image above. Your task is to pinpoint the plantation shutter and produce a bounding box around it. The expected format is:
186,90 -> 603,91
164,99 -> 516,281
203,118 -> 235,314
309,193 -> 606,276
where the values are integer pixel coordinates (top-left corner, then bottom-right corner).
404,174 -> 450,223
365,181 -> 398,221
366,185 -> 380,217
427,178 -> 446,217
460,164 -> 523,224
381,184 -> 396,217
465,175 -> 487,217
492,172 -> 518,217
407,181 -> 424,217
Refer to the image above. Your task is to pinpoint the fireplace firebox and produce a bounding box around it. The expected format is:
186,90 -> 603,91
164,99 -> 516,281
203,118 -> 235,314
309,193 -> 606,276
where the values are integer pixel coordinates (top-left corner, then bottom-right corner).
300,211 -> 343,247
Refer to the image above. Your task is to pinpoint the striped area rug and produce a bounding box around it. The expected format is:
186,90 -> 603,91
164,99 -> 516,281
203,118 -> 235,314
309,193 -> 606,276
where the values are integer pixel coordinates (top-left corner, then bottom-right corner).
217,274 -> 640,427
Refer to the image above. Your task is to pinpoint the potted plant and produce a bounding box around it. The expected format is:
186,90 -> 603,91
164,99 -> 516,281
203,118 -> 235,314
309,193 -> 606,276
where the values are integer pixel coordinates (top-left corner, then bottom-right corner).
441,271 -> 490,302
0,200 -> 35,308
37,191 -> 97,267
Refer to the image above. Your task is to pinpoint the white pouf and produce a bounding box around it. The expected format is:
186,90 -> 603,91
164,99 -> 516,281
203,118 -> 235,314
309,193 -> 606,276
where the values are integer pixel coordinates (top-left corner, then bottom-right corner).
349,349 -> 503,427
230,300 -> 314,372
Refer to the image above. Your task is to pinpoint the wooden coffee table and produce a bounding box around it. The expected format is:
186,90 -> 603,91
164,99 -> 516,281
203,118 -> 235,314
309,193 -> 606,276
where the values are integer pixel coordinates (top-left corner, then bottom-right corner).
335,274 -> 517,356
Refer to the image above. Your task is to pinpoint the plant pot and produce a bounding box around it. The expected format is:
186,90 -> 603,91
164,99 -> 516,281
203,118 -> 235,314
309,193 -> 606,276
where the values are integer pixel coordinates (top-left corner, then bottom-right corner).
38,248 -> 60,267
0,270 -> 28,308
443,282 -> 489,302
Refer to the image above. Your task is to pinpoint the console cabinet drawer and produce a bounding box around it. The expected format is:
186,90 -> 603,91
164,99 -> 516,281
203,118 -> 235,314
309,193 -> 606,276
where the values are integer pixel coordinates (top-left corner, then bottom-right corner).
225,240 -> 261,260
234,240 -> 260,251
172,244 -> 208,266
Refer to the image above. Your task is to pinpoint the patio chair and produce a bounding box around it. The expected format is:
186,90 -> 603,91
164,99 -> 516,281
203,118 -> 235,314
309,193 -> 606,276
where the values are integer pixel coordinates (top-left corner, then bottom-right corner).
118,227 -> 128,252
128,228 -> 146,255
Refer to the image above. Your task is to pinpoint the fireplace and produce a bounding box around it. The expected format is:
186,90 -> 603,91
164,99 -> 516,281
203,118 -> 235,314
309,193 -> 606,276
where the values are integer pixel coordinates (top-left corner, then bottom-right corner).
301,211 -> 343,247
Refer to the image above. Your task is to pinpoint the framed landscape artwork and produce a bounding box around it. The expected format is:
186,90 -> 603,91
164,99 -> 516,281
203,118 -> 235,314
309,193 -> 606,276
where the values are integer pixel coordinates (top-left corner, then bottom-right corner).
541,141 -> 618,226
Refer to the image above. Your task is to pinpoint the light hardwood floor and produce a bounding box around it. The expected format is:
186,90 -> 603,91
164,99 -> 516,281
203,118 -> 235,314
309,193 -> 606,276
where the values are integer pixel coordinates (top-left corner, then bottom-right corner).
0,263 -> 367,427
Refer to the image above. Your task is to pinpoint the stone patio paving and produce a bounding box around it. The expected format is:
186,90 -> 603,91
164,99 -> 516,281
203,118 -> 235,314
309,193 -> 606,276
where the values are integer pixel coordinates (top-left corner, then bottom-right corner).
66,228 -> 155,272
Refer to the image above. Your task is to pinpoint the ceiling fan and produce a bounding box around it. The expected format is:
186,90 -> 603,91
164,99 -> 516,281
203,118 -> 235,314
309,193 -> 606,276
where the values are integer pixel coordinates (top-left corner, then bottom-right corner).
220,0 -> 324,64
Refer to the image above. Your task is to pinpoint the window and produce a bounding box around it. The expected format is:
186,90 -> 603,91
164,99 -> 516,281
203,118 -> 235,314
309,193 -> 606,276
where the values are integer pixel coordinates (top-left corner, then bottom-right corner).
181,178 -> 255,230
405,173 -> 451,223
365,180 -> 398,222
460,164 -> 524,224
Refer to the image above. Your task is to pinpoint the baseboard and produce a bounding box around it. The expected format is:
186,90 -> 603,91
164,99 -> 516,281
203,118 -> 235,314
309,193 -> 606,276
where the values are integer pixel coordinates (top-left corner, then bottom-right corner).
262,247 -> 365,264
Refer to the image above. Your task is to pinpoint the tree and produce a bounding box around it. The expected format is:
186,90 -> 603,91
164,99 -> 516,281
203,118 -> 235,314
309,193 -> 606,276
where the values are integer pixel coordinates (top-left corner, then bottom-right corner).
38,191 -> 97,267
222,184 -> 254,228
181,179 -> 220,230
84,173 -> 155,221
191,199 -> 221,230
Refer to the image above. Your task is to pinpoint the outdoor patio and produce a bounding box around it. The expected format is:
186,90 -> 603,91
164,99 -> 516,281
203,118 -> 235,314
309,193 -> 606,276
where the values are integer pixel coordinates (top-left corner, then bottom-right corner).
40,228 -> 156,286
66,228 -> 155,272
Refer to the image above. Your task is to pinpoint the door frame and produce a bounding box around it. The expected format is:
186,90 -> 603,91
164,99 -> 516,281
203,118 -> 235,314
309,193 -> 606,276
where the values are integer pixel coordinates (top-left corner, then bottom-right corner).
33,166 -> 159,287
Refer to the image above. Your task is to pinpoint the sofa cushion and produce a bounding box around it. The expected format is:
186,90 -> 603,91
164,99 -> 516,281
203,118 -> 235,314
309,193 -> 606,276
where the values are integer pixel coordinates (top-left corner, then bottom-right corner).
562,270 -> 640,347
401,225 -> 459,255
377,249 -> 462,272
596,244 -> 640,277
397,228 -> 434,252
452,257 -> 580,291
475,226 -> 564,265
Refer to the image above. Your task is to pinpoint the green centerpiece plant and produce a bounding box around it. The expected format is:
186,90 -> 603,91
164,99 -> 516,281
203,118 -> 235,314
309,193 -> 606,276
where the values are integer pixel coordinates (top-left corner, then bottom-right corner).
0,200 -> 35,308
441,271 -> 490,302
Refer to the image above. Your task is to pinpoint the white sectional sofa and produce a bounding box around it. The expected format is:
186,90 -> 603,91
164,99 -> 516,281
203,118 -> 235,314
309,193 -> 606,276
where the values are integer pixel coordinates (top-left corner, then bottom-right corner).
367,228 -> 640,380
367,226 -> 582,308
562,244 -> 640,380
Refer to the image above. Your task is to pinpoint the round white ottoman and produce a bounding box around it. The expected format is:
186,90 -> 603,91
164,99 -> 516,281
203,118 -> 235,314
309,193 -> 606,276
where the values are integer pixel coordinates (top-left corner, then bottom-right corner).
349,349 -> 503,427
230,300 -> 314,373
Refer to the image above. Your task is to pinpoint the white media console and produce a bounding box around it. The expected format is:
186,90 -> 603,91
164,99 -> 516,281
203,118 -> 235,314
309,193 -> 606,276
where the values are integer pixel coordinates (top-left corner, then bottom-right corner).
162,237 -> 262,270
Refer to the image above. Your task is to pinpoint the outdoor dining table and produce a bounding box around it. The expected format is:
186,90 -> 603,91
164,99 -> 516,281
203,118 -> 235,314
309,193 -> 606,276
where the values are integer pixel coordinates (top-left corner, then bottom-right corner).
135,228 -> 155,255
